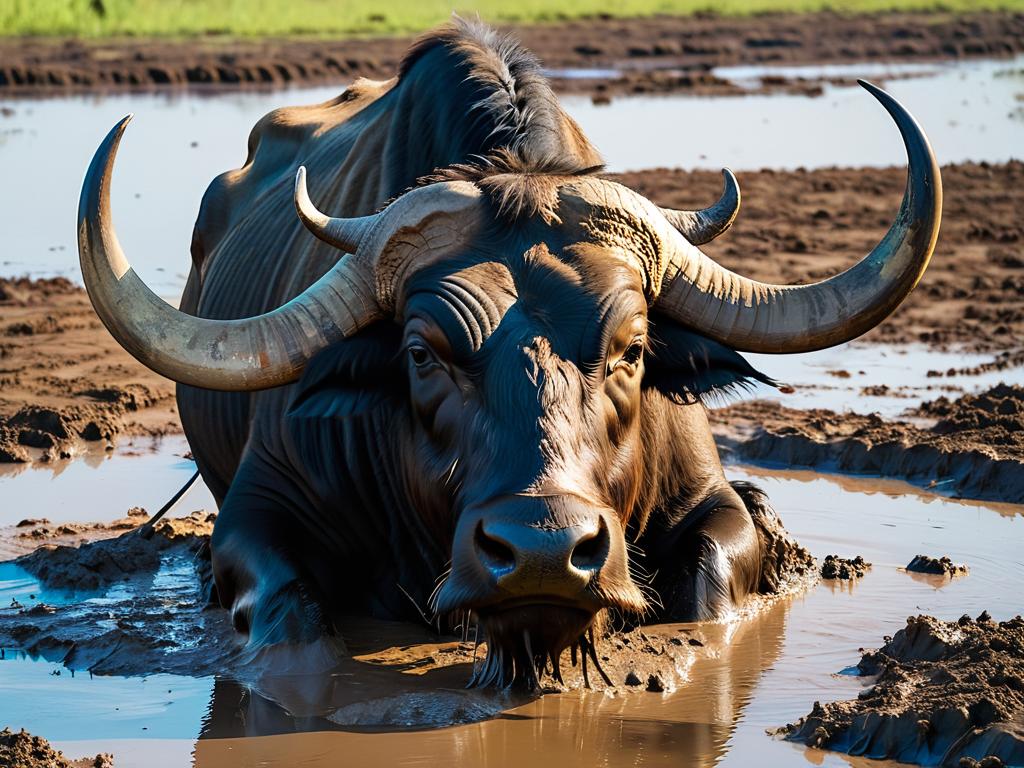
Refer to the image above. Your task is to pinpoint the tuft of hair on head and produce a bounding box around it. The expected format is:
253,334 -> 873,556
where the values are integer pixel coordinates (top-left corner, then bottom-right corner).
423,149 -> 604,226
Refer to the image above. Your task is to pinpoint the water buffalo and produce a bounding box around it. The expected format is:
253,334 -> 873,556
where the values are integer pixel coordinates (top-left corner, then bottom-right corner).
77,20 -> 940,687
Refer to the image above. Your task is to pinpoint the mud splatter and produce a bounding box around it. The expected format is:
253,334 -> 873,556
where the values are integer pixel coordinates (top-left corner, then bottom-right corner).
780,613 -> 1024,766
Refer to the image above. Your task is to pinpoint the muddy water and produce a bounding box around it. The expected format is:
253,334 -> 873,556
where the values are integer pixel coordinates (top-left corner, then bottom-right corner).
1,460 -> 1020,767
0,435 -> 216,529
1,56 -> 1021,292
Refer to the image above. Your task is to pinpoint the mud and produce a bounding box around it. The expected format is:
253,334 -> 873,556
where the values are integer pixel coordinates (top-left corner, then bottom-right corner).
15,510 -> 215,591
1,12 -> 1021,98
781,613 -> 1024,767
0,728 -> 112,768
820,555 -> 871,581
0,277 -> 178,463
906,555 -> 969,578
712,384 -> 1024,505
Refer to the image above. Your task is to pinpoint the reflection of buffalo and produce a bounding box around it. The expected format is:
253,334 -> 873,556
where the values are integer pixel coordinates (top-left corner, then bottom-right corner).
194,601 -> 791,766
77,20 -> 940,686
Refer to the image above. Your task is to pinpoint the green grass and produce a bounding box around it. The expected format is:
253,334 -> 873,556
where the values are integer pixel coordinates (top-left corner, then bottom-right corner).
1,0 -> 1021,38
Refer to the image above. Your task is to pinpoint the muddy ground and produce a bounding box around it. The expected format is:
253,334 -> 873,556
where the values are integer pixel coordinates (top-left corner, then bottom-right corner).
781,613 -> 1024,767
712,383 -> 1024,505
0,11 -> 1022,99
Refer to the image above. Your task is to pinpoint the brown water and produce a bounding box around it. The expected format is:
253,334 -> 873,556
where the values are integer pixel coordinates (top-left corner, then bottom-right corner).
2,460 -> 1020,767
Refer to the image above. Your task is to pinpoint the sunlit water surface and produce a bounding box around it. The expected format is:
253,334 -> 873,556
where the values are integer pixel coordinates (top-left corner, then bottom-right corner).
0,56 -> 1020,293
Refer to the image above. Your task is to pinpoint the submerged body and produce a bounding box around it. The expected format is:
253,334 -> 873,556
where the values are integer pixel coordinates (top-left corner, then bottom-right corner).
77,20 -> 940,685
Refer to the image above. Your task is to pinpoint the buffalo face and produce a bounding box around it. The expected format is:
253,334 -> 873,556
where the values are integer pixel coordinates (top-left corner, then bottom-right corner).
400,246 -> 652,686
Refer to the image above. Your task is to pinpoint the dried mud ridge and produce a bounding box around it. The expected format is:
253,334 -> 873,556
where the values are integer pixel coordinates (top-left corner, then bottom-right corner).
821,555 -> 871,581
780,613 -> 1024,767
713,384 -> 1024,505
907,555 -> 970,578
0,11 -> 1021,98
0,728 -> 112,768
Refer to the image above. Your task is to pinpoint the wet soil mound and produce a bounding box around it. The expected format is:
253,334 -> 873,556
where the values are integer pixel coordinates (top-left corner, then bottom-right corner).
0,511 -> 233,676
0,728 -> 112,768
16,511 -> 215,591
0,12 -> 1020,98
713,384 -> 1024,505
0,278 -> 178,463
781,613 -> 1024,767
821,555 -> 871,581
907,555 -> 969,578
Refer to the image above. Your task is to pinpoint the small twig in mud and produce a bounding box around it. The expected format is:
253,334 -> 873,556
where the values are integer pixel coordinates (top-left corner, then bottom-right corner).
138,470 -> 200,540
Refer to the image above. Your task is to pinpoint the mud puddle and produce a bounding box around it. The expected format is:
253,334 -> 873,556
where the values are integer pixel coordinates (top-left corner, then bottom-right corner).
0,435 -> 215,531
739,343 -> 1022,418
1,462 -> 1020,767
2,55 -> 1020,292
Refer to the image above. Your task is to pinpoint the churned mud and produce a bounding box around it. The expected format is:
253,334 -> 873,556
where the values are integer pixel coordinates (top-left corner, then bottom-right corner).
0,12 -> 1021,98
15,510 -> 215,591
712,384 -> 1024,505
820,555 -> 871,581
781,613 -> 1024,767
0,728 -> 112,768
0,277 -> 178,463
906,555 -> 970,578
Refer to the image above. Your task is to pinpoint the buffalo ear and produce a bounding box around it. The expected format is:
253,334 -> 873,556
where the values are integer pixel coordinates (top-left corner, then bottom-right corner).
286,321 -> 404,421
643,313 -> 779,405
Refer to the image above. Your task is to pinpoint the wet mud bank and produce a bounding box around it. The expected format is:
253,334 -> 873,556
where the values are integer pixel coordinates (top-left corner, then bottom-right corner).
714,384 -> 1024,505
0,277 -> 178,464
781,613 -> 1024,767
0,11 -> 1021,98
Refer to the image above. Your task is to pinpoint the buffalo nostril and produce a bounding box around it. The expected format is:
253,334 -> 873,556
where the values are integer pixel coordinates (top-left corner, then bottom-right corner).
570,516 -> 610,571
474,520 -> 516,574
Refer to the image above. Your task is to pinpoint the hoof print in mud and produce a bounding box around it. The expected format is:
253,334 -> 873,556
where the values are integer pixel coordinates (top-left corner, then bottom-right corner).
781,614 -> 1024,767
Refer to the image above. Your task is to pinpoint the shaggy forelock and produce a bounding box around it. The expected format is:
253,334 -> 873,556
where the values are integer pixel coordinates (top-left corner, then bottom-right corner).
403,16 -> 604,224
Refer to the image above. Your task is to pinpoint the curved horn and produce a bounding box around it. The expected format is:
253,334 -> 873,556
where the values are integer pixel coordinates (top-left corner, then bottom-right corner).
294,166 -> 376,253
654,80 -> 941,354
79,116 -> 384,391
659,168 -> 740,245
293,169 -> 486,314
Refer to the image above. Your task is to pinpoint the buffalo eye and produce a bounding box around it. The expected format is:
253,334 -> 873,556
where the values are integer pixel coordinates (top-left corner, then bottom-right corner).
407,342 -> 438,372
611,338 -> 645,375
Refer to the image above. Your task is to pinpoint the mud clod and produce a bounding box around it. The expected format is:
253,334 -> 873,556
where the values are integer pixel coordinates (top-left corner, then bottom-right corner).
0,728 -> 112,768
783,614 -> 1024,766
907,555 -> 969,577
821,555 -> 872,581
